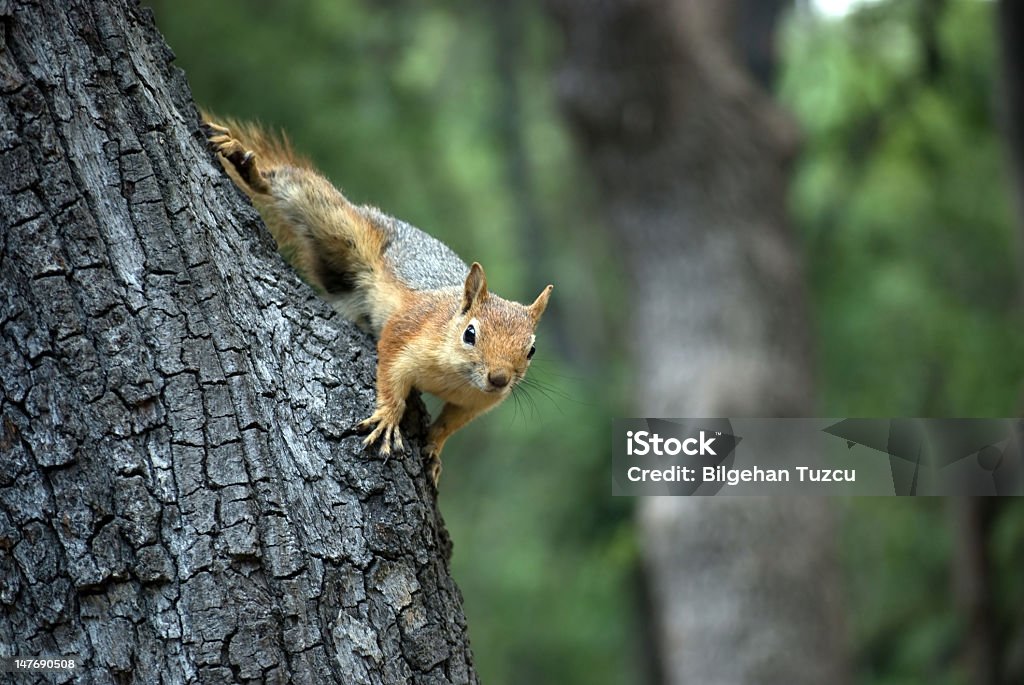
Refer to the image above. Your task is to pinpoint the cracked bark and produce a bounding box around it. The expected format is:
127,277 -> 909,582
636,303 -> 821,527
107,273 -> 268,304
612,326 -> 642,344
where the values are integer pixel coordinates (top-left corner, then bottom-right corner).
546,1 -> 847,683
0,1 -> 476,683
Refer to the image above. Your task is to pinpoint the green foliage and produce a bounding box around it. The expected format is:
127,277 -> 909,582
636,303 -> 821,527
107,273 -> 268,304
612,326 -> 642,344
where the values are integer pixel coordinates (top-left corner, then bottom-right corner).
780,0 -> 1023,417
841,498 -> 964,685
781,2 -> 1022,684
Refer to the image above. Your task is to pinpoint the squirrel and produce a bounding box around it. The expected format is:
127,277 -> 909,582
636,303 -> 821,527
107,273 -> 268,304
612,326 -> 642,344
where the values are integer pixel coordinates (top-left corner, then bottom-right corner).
202,116 -> 553,487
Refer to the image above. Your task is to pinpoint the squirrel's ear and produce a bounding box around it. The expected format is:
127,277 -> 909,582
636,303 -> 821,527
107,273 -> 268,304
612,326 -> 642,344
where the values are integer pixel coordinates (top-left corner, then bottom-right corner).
462,262 -> 489,313
528,284 -> 553,323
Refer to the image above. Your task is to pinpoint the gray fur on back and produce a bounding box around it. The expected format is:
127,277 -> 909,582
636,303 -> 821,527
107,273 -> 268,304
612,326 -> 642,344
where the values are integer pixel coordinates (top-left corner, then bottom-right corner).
362,205 -> 469,291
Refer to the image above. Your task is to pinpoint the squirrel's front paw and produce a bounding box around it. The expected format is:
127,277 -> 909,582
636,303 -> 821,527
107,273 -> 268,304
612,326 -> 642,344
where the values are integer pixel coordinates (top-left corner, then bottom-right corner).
356,412 -> 406,459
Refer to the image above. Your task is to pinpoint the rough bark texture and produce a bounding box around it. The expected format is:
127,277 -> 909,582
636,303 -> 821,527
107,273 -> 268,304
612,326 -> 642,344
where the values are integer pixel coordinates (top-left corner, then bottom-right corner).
546,1 -> 847,683
0,1 -> 476,683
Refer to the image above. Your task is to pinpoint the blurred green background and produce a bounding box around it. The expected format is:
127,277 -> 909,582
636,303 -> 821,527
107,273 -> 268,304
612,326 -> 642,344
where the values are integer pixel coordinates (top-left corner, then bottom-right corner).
149,1 -> 1024,683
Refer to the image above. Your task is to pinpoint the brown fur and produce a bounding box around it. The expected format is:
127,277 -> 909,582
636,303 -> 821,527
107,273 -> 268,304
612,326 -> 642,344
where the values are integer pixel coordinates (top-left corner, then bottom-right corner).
204,114 -> 553,487
205,115 -> 409,331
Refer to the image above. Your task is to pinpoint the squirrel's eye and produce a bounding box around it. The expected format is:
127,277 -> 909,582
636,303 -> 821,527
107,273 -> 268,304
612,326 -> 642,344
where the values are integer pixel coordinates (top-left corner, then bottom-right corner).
527,345 -> 536,360
463,324 -> 476,346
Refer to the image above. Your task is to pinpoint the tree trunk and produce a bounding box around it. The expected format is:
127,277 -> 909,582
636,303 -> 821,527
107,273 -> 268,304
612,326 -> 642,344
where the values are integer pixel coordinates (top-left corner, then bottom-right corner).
998,0 -> 1024,249
0,1 -> 476,683
546,1 -> 847,683
997,0 -> 1024,351
951,498 -> 999,685
993,6 -> 1024,682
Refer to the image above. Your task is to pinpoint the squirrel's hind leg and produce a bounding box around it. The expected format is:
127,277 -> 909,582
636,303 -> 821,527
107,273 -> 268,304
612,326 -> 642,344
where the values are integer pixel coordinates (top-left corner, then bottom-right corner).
204,123 -> 271,195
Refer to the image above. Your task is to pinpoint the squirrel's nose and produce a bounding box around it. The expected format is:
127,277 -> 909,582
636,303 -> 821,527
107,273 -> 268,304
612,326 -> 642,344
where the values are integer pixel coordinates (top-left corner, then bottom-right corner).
488,370 -> 510,389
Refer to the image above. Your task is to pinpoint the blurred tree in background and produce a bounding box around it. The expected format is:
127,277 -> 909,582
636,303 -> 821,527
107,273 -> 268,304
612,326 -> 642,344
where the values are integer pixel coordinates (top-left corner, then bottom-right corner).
544,0 -> 847,682
150,0 -> 1024,683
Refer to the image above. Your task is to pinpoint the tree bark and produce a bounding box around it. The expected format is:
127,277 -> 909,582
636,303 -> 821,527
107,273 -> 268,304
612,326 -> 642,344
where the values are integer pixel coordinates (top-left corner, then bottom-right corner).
0,1 -> 476,683
546,1 -> 847,683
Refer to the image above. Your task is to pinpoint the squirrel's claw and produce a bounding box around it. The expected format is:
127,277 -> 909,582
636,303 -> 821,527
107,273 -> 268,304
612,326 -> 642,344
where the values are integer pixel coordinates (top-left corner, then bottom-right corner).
358,414 -> 406,459
203,122 -> 270,194
203,121 -> 231,137
349,419 -> 374,436
425,452 -> 442,490
202,122 -> 233,152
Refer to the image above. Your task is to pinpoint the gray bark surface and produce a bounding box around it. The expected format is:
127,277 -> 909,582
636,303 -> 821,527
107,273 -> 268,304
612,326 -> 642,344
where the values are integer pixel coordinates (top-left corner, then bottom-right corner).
546,1 -> 847,683
0,1 -> 476,683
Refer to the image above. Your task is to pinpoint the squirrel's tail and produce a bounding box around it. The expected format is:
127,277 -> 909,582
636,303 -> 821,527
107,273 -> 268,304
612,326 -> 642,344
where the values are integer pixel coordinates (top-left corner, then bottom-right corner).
202,111 -> 401,332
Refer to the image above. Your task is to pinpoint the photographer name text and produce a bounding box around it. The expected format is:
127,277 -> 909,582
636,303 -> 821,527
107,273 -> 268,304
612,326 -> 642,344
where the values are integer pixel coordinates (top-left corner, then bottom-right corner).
625,464 -> 856,485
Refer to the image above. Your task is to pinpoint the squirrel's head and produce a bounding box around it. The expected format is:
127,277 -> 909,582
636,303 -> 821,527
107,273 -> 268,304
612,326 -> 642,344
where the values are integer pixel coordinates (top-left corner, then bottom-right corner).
455,262 -> 552,395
